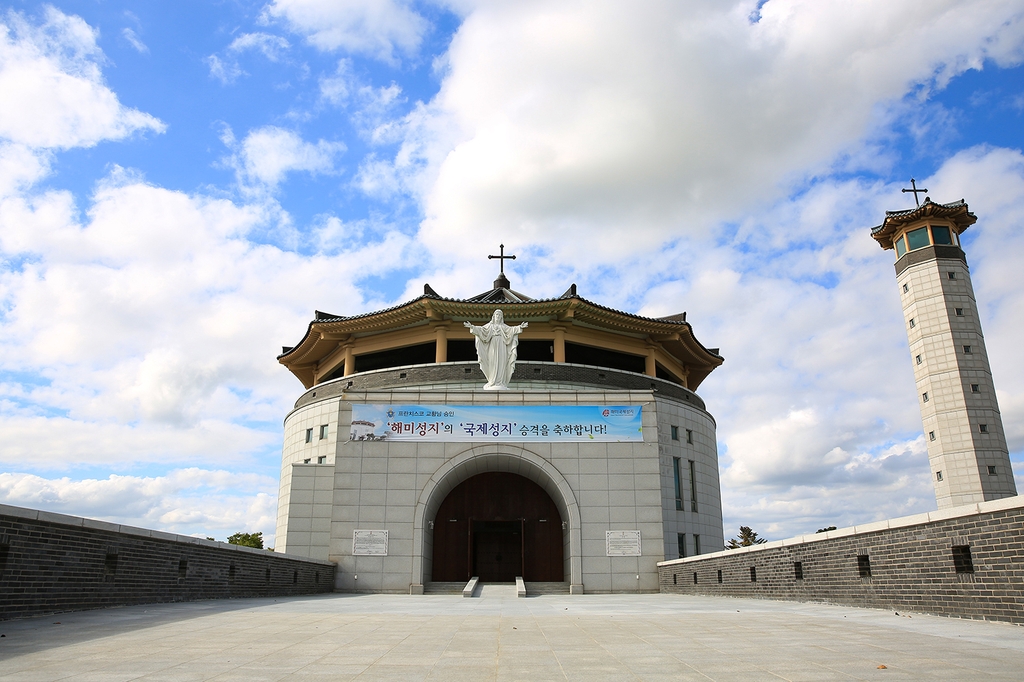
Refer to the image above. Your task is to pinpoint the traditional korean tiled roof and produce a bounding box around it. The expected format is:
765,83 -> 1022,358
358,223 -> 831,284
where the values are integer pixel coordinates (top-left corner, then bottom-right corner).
870,199 -> 977,249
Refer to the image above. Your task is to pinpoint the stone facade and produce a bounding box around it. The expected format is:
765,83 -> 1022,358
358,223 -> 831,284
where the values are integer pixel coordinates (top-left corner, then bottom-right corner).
658,495 -> 1024,624
275,363 -> 724,594
0,503 -> 335,620
896,249 -> 1015,506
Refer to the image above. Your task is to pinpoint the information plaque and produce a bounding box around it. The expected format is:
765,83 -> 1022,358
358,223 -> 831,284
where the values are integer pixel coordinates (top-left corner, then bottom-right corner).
605,530 -> 642,557
352,530 -> 388,556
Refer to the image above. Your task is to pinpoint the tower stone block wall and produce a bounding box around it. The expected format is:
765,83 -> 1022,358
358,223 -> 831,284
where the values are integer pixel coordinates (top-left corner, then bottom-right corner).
871,199 -> 1017,508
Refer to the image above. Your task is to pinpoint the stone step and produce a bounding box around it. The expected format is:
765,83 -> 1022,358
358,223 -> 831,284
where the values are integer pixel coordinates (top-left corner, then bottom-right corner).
525,582 -> 571,595
423,582 -> 465,594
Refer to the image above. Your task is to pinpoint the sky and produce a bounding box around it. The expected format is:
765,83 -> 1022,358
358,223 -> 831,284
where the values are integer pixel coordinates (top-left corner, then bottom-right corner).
1,0 -> 1023,547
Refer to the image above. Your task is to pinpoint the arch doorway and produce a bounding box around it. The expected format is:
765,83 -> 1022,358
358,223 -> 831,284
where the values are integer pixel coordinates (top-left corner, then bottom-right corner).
431,472 -> 564,582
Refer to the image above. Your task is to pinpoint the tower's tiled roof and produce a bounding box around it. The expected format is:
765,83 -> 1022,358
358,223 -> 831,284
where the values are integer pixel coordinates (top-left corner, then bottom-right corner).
870,198 -> 977,249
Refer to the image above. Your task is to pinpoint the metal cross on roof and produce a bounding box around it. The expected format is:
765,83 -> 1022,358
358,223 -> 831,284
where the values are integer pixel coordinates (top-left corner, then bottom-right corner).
488,243 -> 516,274
901,178 -> 929,207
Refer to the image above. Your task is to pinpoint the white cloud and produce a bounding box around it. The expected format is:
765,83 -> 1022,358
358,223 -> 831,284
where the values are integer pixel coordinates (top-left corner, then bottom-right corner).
266,0 -> 428,63
121,27 -> 148,54
0,7 -> 164,149
365,0 -> 1024,264
222,125 -> 346,191
206,53 -> 244,84
0,469 -> 279,544
228,32 -> 290,61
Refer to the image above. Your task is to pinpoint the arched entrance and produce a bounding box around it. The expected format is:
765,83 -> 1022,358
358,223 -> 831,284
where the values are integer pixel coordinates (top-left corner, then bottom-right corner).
431,472 -> 564,582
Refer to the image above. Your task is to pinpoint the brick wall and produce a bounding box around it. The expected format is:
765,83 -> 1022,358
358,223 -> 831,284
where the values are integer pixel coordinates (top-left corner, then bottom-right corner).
0,504 -> 335,620
658,496 -> 1024,624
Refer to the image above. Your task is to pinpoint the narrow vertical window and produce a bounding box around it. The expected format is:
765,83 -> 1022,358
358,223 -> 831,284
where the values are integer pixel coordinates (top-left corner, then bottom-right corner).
909,318 -> 916,328
686,428 -> 693,444
305,428 -> 313,443
935,470 -> 943,481
673,573 -> 677,585
922,392 -> 929,402
319,424 -> 328,439
677,532 -> 686,559
929,431 -> 936,441
693,572 -> 698,585
857,555 -> 871,578
902,283 -> 909,293
670,425 -> 679,441
673,457 -> 683,511
317,456 -> 326,464
915,354 -> 922,365
694,535 -> 701,556
689,460 -> 698,512
178,559 -> 188,579
794,561 -> 803,580
750,567 -> 757,582
717,569 -> 722,584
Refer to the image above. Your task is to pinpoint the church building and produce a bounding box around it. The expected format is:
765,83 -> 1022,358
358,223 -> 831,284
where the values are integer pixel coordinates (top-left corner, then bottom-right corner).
274,255 -> 725,594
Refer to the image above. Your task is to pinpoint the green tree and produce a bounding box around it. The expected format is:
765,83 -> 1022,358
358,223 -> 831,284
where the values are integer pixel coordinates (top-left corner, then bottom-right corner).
725,526 -> 767,549
227,531 -> 264,549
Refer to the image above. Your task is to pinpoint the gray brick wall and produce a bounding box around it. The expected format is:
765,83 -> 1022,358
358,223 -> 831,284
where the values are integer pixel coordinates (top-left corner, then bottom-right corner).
658,496 -> 1024,624
0,504 -> 335,620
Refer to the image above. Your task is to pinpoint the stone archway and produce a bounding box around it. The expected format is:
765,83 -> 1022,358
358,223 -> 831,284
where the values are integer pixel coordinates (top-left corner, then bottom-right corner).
411,446 -> 583,590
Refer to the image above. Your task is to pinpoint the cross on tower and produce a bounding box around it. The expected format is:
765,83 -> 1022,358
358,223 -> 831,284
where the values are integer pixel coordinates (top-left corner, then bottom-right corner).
902,178 -> 929,207
488,244 -> 516,274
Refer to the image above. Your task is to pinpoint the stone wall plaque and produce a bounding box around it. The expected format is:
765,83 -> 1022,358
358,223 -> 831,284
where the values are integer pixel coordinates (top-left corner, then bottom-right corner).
352,530 -> 388,556
606,530 -> 642,557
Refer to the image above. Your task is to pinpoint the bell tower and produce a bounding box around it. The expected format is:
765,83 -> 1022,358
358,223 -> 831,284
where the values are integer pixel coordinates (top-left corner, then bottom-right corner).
871,193 -> 1016,508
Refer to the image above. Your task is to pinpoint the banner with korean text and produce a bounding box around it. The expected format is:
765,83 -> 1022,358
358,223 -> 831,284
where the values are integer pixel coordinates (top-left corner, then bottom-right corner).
349,404 -> 643,442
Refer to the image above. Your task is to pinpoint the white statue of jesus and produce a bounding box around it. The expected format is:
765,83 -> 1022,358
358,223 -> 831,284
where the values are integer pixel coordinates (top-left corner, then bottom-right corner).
464,310 -> 528,390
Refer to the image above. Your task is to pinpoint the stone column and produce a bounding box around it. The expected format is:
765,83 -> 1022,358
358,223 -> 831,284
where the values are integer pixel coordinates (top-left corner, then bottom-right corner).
553,326 -> 566,363
645,344 -> 657,377
342,342 -> 355,377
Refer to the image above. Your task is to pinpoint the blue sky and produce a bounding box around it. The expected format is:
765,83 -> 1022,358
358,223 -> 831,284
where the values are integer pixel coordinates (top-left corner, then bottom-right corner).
1,0 -> 1023,545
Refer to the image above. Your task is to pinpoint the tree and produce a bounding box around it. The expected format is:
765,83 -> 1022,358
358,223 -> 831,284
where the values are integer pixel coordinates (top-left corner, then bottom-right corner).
816,526 -> 837,534
725,526 -> 767,549
227,531 -> 264,549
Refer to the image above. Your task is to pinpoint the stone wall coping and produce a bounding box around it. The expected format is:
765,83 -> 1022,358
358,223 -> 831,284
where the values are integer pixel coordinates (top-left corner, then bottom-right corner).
659,494 -> 1024,566
0,502 -> 335,567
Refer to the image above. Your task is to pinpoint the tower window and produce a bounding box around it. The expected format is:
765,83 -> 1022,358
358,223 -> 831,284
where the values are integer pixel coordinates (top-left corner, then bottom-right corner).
915,354 -> 922,365
963,345 -> 972,354
677,532 -> 686,559
929,431 -> 936,441
686,429 -> 694,444
317,456 -> 326,464
971,384 -> 980,393
670,425 -> 679,441
979,424 -> 988,433
936,470 -> 943,481
305,428 -> 313,443
895,235 -> 907,257
922,392 -> 929,402
955,308 -> 964,316
689,460 -> 698,512
906,227 -> 930,250
694,535 -> 701,556
947,271 -> 957,280
319,424 -> 328,439
909,318 -> 916,328
987,466 -> 997,476
931,225 -> 952,245
902,283 -> 909,293
673,458 -> 683,511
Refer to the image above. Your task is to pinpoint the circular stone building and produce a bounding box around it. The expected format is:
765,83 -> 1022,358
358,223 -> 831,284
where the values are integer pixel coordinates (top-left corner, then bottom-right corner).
274,272 -> 725,594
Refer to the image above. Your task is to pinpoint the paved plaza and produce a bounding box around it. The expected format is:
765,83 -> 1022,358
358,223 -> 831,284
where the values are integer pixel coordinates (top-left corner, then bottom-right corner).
1,586 -> 1022,681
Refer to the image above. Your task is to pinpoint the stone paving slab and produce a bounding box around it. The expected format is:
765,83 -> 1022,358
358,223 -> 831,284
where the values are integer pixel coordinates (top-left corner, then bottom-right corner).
1,591 -> 1022,681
